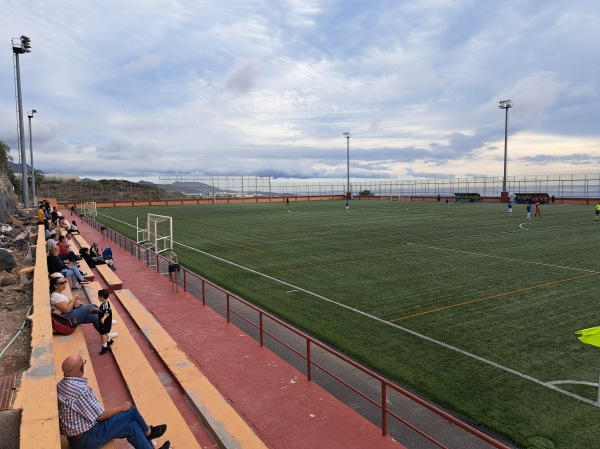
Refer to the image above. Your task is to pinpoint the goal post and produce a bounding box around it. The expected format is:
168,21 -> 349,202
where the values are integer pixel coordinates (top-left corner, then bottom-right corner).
146,214 -> 173,254
81,202 -> 97,219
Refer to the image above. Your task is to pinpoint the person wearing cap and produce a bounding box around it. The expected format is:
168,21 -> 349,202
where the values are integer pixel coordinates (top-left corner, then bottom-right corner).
57,353 -> 169,449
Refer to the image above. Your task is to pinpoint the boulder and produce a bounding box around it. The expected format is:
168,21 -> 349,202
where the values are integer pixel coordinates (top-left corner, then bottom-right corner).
0,249 -> 17,272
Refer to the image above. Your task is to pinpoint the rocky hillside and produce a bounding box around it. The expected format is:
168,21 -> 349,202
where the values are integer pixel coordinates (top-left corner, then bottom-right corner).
35,178 -> 187,203
0,171 -> 35,449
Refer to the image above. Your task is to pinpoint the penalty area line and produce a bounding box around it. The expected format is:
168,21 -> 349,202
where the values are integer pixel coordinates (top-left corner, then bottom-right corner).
172,239 -> 591,405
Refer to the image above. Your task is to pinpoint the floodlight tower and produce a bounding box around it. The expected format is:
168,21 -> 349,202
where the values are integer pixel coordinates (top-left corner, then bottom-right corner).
499,100 -> 513,203
343,132 -> 350,199
13,35 -> 32,207
28,109 -> 37,206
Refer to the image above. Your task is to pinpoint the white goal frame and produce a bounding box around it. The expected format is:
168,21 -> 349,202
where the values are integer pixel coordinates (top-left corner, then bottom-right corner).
81,202 -> 97,219
137,214 -> 173,254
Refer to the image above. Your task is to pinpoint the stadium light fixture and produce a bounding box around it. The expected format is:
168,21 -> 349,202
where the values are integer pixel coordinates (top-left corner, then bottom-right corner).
28,109 -> 37,206
343,132 -> 350,198
13,35 -> 32,206
499,100 -> 513,202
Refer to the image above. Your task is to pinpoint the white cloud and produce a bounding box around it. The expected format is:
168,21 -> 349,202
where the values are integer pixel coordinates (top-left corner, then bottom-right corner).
1,0 -> 600,183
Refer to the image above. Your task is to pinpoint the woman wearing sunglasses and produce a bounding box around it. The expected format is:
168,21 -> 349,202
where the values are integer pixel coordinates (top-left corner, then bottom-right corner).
50,276 -> 101,332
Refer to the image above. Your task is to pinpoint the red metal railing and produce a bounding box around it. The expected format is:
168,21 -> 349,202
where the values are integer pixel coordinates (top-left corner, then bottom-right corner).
85,217 -> 514,449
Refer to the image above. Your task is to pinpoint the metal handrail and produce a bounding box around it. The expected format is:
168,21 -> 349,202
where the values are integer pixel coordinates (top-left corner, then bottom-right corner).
85,216 -> 513,449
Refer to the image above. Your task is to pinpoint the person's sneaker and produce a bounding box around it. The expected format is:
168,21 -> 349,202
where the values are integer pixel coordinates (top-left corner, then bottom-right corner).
80,280 -> 91,284
107,339 -> 114,346
108,332 -> 118,338
147,424 -> 167,441
99,346 -> 110,355
158,442 -> 170,449
112,320 -> 117,325
81,272 -> 89,276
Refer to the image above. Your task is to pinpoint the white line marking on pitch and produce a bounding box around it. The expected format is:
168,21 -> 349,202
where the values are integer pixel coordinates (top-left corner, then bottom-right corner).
94,214 -> 596,405
407,243 -> 596,273
518,223 -> 529,230
172,239 -> 594,405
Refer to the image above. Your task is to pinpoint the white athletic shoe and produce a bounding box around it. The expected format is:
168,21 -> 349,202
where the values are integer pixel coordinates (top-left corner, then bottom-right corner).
112,320 -> 117,325
108,332 -> 118,339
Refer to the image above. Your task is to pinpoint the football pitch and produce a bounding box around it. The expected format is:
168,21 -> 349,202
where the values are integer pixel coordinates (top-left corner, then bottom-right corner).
97,199 -> 600,449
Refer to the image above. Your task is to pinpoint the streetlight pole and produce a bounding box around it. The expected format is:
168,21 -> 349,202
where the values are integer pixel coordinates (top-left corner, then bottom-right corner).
28,110 -> 37,206
13,35 -> 31,207
343,132 -> 350,199
499,100 -> 513,203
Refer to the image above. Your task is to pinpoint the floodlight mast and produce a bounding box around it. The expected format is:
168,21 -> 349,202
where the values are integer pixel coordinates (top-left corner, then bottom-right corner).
28,109 -> 37,205
13,35 -> 31,207
499,100 -> 513,203
343,132 -> 350,199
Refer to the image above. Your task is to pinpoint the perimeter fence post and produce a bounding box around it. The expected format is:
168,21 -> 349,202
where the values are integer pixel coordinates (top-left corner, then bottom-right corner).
306,340 -> 312,381
226,294 -> 231,322
201,279 -> 206,305
259,313 -> 264,346
381,382 -> 388,436
183,269 -> 187,293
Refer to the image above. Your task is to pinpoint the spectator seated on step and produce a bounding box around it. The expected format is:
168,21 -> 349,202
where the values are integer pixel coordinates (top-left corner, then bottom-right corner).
57,234 -> 80,263
46,230 -> 59,253
51,206 -> 61,227
57,353 -> 169,449
47,247 -> 90,289
58,216 -> 71,232
79,247 -> 105,269
37,204 -> 46,224
68,220 -> 80,236
90,242 -> 106,263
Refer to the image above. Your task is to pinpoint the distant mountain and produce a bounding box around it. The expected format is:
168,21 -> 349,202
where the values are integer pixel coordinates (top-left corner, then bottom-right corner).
137,180 -> 231,195
8,162 -> 45,174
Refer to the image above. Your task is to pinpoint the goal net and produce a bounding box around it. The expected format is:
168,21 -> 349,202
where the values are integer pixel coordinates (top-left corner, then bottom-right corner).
137,214 -> 173,254
81,202 -> 97,219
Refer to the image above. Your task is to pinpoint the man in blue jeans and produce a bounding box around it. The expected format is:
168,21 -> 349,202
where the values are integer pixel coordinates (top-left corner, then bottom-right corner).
57,354 -> 170,449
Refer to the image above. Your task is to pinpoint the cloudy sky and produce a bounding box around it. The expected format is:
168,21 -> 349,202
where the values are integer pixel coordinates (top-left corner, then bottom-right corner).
1,0 -> 600,183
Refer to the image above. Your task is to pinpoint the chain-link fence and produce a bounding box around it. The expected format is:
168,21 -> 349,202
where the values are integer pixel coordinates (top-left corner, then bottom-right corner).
35,173 -> 600,204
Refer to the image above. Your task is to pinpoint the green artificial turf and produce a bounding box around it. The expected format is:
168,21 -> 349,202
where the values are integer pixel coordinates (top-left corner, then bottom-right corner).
97,199 -> 600,449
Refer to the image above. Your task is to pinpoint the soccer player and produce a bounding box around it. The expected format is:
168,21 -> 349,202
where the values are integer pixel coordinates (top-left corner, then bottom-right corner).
526,203 -> 531,220
595,202 -> 600,221
535,201 -> 542,218
507,201 -> 513,217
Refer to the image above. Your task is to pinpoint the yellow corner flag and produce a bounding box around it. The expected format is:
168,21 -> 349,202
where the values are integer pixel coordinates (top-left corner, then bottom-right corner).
576,326 -> 600,347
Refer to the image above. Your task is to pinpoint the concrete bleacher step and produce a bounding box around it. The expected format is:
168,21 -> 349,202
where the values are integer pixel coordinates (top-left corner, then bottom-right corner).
72,234 -> 89,250
95,264 -> 123,292
14,225 -> 62,449
68,244 -> 94,282
83,283 -> 201,449
73,234 -> 122,291
114,288 -> 269,449
53,327 -> 116,449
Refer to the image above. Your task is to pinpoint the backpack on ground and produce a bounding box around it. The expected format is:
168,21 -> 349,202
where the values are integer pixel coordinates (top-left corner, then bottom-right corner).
51,312 -> 76,335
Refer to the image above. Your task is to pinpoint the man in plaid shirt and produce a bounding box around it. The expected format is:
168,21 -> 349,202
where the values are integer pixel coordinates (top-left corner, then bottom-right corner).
57,354 -> 170,449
